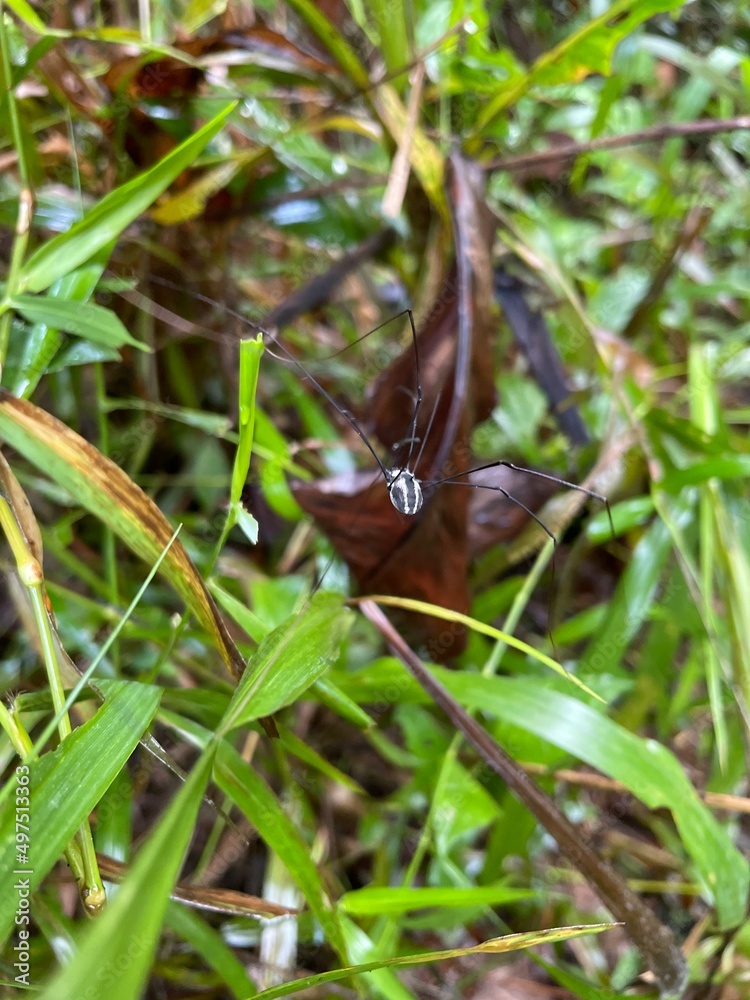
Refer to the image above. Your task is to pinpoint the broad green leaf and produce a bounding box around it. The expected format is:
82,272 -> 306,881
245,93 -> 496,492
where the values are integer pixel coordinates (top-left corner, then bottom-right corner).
659,456 -> 750,492
165,900 -> 258,998
0,391 -> 245,679
0,680 -> 161,945
587,495 -> 655,543
20,104 -> 235,294
444,672 -> 749,930
219,593 -> 353,733
38,745 -> 215,1000
7,294 -> 147,351
7,256 -> 111,396
328,656 -> 433,706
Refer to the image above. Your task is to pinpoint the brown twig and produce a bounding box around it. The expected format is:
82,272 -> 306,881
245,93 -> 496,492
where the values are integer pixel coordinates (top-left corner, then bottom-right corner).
486,116 -> 750,174
521,763 -> 750,815
360,599 -> 687,998
621,205 -> 712,339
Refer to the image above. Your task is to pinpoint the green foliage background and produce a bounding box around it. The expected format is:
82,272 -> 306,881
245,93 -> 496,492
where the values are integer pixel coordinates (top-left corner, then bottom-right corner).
0,1 -> 749,997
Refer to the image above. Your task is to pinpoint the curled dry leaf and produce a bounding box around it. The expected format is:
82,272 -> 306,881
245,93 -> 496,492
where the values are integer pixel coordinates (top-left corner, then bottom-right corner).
101,25 -> 342,184
103,26 -> 340,100
0,449 -> 44,566
96,854 -> 299,919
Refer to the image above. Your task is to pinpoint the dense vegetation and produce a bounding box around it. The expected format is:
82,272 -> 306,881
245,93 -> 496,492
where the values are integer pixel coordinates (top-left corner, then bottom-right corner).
1,1 -> 749,997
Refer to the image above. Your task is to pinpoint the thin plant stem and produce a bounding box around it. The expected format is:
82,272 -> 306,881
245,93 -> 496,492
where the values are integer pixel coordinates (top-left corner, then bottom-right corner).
0,2 -> 34,362
374,539 -> 555,955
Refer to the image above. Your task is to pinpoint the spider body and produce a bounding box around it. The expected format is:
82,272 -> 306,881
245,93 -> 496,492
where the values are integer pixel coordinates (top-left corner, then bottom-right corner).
386,468 -> 423,515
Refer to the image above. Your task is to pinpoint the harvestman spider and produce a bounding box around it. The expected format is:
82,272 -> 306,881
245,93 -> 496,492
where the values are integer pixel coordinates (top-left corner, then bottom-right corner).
298,308 -> 613,543
146,277 -> 613,543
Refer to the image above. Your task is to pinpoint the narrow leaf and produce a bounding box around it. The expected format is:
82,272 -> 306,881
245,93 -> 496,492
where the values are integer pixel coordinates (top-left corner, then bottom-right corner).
340,883 -> 536,916
0,681 -> 161,945
8,294 -> 147,350
38,746 -> 216,1000
219,593 -> 353,733
253,925 -> 616,999
231,334 -> 264,505
20,104 -> 235,293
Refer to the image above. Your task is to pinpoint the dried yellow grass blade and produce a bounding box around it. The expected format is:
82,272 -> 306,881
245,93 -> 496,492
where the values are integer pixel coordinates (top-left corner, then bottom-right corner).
0,390 -> 245,679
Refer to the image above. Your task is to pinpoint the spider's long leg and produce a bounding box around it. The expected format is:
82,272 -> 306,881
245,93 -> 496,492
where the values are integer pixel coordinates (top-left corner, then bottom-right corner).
311,308 -> 415,362
430,460 -> 614,536
411,391 -> 441,473
145,275 -> 391,483
400,309 -> 424,473
430,480 -> 558,544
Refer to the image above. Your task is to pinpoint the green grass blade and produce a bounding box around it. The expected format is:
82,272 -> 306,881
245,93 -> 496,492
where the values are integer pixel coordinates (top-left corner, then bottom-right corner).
6,255 -> 110,396
252,925 -> 616,999
37,744 -> 215,1000
0,680 -> 161,944
340,884 -> 537,916
6,294 -> 148,351
214,740 -> 349,963
230,334 -> 264,506
20,104 -> 235,294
